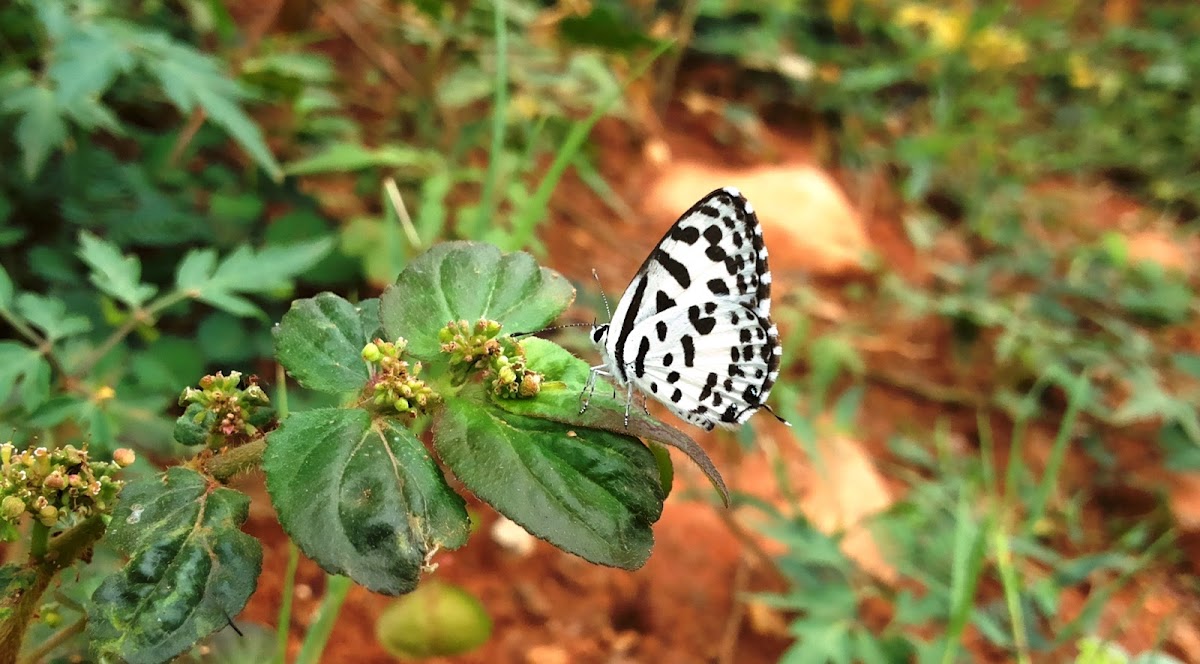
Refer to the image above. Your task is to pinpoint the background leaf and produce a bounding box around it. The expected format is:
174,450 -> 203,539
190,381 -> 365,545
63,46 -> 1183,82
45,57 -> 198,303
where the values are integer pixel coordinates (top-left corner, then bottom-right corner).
77,230 -> 157,308
264,408 -> 471,595
88,467 -> 263,664
174,239 -> 334,317
379,241 -> 575,360
1,83 -> 67,177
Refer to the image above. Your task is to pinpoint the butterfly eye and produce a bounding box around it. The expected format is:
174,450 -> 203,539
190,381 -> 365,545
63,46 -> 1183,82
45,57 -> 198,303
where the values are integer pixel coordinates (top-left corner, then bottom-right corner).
591,325 -> 607,343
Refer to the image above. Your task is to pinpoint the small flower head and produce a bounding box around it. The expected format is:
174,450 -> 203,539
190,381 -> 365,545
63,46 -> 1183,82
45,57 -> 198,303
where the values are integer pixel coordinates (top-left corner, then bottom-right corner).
363,337 -> 440,417
179,372 -> 273,449
0,442 -> 131,534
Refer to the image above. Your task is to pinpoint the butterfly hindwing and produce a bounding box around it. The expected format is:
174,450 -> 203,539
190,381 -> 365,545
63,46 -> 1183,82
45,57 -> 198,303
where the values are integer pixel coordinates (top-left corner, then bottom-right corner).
622,300 -> 780,430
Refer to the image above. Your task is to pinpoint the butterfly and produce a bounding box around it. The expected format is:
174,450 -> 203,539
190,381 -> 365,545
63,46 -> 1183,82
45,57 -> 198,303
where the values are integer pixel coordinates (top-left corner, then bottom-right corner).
583,186 -> 788,431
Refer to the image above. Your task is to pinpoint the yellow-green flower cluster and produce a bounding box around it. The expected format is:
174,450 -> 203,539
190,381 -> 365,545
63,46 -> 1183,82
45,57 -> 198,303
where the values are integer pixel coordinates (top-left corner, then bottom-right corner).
439,319 -> 504,379
0,442 -> 134,531
437,319 -> 542,399
363,338 -> 438,416
179,371 -> 271,448
489,350 -> 542,400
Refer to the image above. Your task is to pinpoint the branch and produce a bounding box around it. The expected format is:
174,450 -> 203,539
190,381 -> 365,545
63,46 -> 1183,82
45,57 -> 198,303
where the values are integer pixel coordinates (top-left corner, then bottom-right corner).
198,438 -> 268,482
0,516 -> 107,664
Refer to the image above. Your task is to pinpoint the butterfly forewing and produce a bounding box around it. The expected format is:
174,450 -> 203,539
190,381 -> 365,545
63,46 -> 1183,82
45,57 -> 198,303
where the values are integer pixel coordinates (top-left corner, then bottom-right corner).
598,186 -> 783,430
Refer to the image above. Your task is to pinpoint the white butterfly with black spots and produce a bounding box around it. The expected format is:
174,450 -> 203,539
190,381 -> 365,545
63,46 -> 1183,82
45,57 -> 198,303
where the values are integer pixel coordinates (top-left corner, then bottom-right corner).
584,186 -> 788,431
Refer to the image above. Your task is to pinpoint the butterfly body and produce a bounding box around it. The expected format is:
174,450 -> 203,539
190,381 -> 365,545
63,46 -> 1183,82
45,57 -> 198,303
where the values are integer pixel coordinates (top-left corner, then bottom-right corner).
585,187 -> 785,431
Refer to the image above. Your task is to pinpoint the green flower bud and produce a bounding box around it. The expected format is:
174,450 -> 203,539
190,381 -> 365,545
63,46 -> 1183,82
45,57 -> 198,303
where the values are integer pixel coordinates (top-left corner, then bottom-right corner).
62,445 -> 84,466
394,398 -> 410,413
244,385 -> 270,405
38,505 -> 58,526
498,367 -> 517,385
1,496 -> 25,520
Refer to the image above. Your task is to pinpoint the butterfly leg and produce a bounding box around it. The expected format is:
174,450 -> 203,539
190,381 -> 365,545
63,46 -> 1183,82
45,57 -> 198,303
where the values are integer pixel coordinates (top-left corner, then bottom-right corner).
580,365 -> 608,415
623,382 -> 635,427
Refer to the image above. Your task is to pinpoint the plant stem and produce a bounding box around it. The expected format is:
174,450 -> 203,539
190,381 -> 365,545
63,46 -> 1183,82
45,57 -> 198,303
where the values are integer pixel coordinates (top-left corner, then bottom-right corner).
198,438 -> 267,482
0,309 -> 69,379
294,575 -> 352,664
28,523 -> 49,561
0,516 -> 107,664
272,543 -> 301,664
993,527 -> 1032,664
654,0 -> 700,117
17,615 -> 85,664
74,291 -> 189,379
472,0 -> 509,240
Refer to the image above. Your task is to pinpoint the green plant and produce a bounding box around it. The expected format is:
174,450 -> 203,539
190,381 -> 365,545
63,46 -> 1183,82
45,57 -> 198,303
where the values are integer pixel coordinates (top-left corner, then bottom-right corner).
0,238 -> 730,663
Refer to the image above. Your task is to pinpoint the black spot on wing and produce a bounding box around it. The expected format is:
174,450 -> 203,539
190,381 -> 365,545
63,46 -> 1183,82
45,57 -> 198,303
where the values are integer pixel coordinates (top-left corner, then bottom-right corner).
634,336 -> 649,378
656,290 -> 676,313
682,335 -> 695,367
670,225 -> 701,244
721,404 -> 738,423
652,248 -> 690,288
656,320 -> 668,341
703,225 -> 723,245
707,279 -> 729,296
687,304 -> 716,335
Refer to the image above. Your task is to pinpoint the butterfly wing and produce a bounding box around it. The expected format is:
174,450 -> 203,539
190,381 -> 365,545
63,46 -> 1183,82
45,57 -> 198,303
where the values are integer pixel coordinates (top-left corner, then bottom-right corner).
603,187 -> 774,387
622,300 -> 780,430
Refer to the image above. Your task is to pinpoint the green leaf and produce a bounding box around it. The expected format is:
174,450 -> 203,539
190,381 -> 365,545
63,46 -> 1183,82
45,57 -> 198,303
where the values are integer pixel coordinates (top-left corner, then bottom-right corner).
379,241 -> 574,360
77,230 -> 157,308
138,33 -> 282,180
284,142 -> 443,176
173,403 -> 211,447
15,293 -> 91,341
88,467 -> 263,664
48,21 -> 136,103
175,239 -> 334,317
0,83 -> 67,178
273,293 -> 371,394
435,384 -> 664,570
494,338 -> 728,504
558,5 -> 660,51
264,408 -> 470,595
0,343 -> 51,412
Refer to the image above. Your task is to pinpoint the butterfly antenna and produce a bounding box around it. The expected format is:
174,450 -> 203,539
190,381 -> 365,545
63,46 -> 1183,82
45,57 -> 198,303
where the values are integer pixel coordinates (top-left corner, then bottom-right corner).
510,322 -> 594,338
761,404 -> 791,427
592,269 -> 612,320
